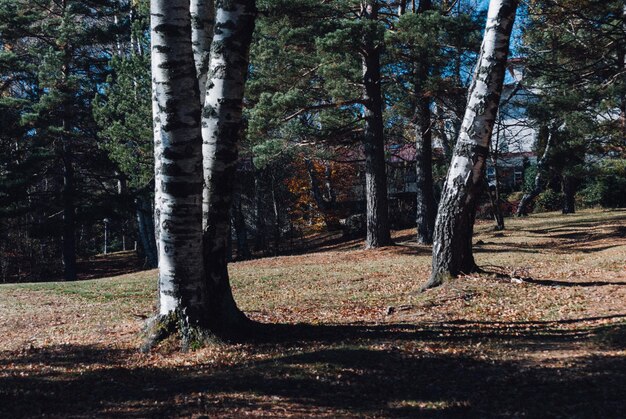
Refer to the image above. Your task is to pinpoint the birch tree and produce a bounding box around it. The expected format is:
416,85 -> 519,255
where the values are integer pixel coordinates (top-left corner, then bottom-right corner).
422,0 -> 518,290
145,0 -> 207,349
201,0 -> 257,332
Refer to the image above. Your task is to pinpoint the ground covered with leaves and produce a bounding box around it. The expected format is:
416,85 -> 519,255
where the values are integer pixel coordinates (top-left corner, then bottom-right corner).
1,209 -> 625,417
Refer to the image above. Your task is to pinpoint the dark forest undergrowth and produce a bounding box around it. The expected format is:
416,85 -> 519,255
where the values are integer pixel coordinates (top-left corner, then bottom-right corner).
1,209 -> 625,417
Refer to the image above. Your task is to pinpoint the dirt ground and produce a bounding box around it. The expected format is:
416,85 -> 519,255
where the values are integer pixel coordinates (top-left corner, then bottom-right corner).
0,209 -> 625,417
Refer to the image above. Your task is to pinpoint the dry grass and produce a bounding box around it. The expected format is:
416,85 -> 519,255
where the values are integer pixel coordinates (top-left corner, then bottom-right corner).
1,209 -> 625,417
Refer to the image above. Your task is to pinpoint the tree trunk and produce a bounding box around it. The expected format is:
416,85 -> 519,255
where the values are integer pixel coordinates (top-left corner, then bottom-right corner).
231,187 -> 251,260
417,0 -> 432,13
398,0 -> 407,16
415,97 -> 436,244
413,1 -> 436,245
253,168 -> 267,253
145,0 -> 207,349
323,163 -> 336,205
190,0 -> 215,105
424,0 -> 518,290
617,3 -> 626,147
517,125 -> 553,216
305,158 -> 329,212
562,175 -> 576,214
136,194 -> 158,268
305,158 -> 339,229
489,117 -> 505,230
61,116 -> 77,281
61,46 -> 76,281
270,171 -> 281,255
201,0 -> 257,334
488,182 -> 505,230
361,1 -> 392,248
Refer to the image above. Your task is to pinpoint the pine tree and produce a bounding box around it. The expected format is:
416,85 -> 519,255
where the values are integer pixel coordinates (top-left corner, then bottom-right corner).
520,0 -> 625,214
0,0 -> 126,281
93,0 -> 157,267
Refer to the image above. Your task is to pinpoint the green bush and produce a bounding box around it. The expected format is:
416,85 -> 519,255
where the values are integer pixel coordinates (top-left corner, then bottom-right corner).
578,160 -> 626,208
535,189 -> 563,212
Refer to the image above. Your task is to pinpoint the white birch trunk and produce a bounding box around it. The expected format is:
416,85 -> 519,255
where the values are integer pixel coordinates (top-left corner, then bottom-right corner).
424,0 -> 518,289
190,0 -> 215,105
201,0 -> 256,331
151,0 -> 206,321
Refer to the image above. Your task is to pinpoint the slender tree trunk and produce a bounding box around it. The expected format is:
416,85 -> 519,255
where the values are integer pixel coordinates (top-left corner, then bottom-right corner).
145,0 -> 207,349
517,125 -> 553,216
61,115 -> 77,281
424,0 -> 518,290
61,46 -> 76,281
305,158 -> 329,211
305,158 -> 338,229
136,194 -> 158,268
361,1 -> 392,248
231,187 -> 251,260
489,117 -> 505,230
201,0 -> 257,333
270,172 -> 281,255
415,98 -> 436,244
561,175 -> 576,214
413,0 -> 435,245
617,3 -> 626,147
323,163 -> 336,205
488,183 -> 505,230
253,168 -> 267,253
398,0 -> 407,16
190,0 -> 215,106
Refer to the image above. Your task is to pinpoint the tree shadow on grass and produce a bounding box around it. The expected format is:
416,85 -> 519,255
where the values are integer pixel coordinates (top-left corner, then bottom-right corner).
1,320 -> 625,417
480,268 -> 626,287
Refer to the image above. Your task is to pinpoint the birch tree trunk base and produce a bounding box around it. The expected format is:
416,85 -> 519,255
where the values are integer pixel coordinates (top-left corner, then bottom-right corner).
140,306 -> 253,352
140,312 -> 219,353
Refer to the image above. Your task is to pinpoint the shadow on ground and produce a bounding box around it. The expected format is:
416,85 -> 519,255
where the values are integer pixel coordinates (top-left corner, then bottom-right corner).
1,320 -> 625,417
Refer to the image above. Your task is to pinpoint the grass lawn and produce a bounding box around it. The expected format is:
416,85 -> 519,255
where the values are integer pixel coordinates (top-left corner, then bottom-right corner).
1,209 -> 625,417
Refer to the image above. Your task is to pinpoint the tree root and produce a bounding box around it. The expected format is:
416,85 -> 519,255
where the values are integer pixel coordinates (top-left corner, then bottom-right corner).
420,271 -> 452,292
420,264 -> 483,292
140,309 -> 255,353
141,311 -> 217,353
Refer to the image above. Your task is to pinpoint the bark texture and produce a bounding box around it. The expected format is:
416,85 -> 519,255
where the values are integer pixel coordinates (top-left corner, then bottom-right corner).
361,1 -> 392,248
415,97 -> 436,243
150,0 -> 207,333
424,0 -> 518,290
201,0 -> 256,333
190,0 -> 215,104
